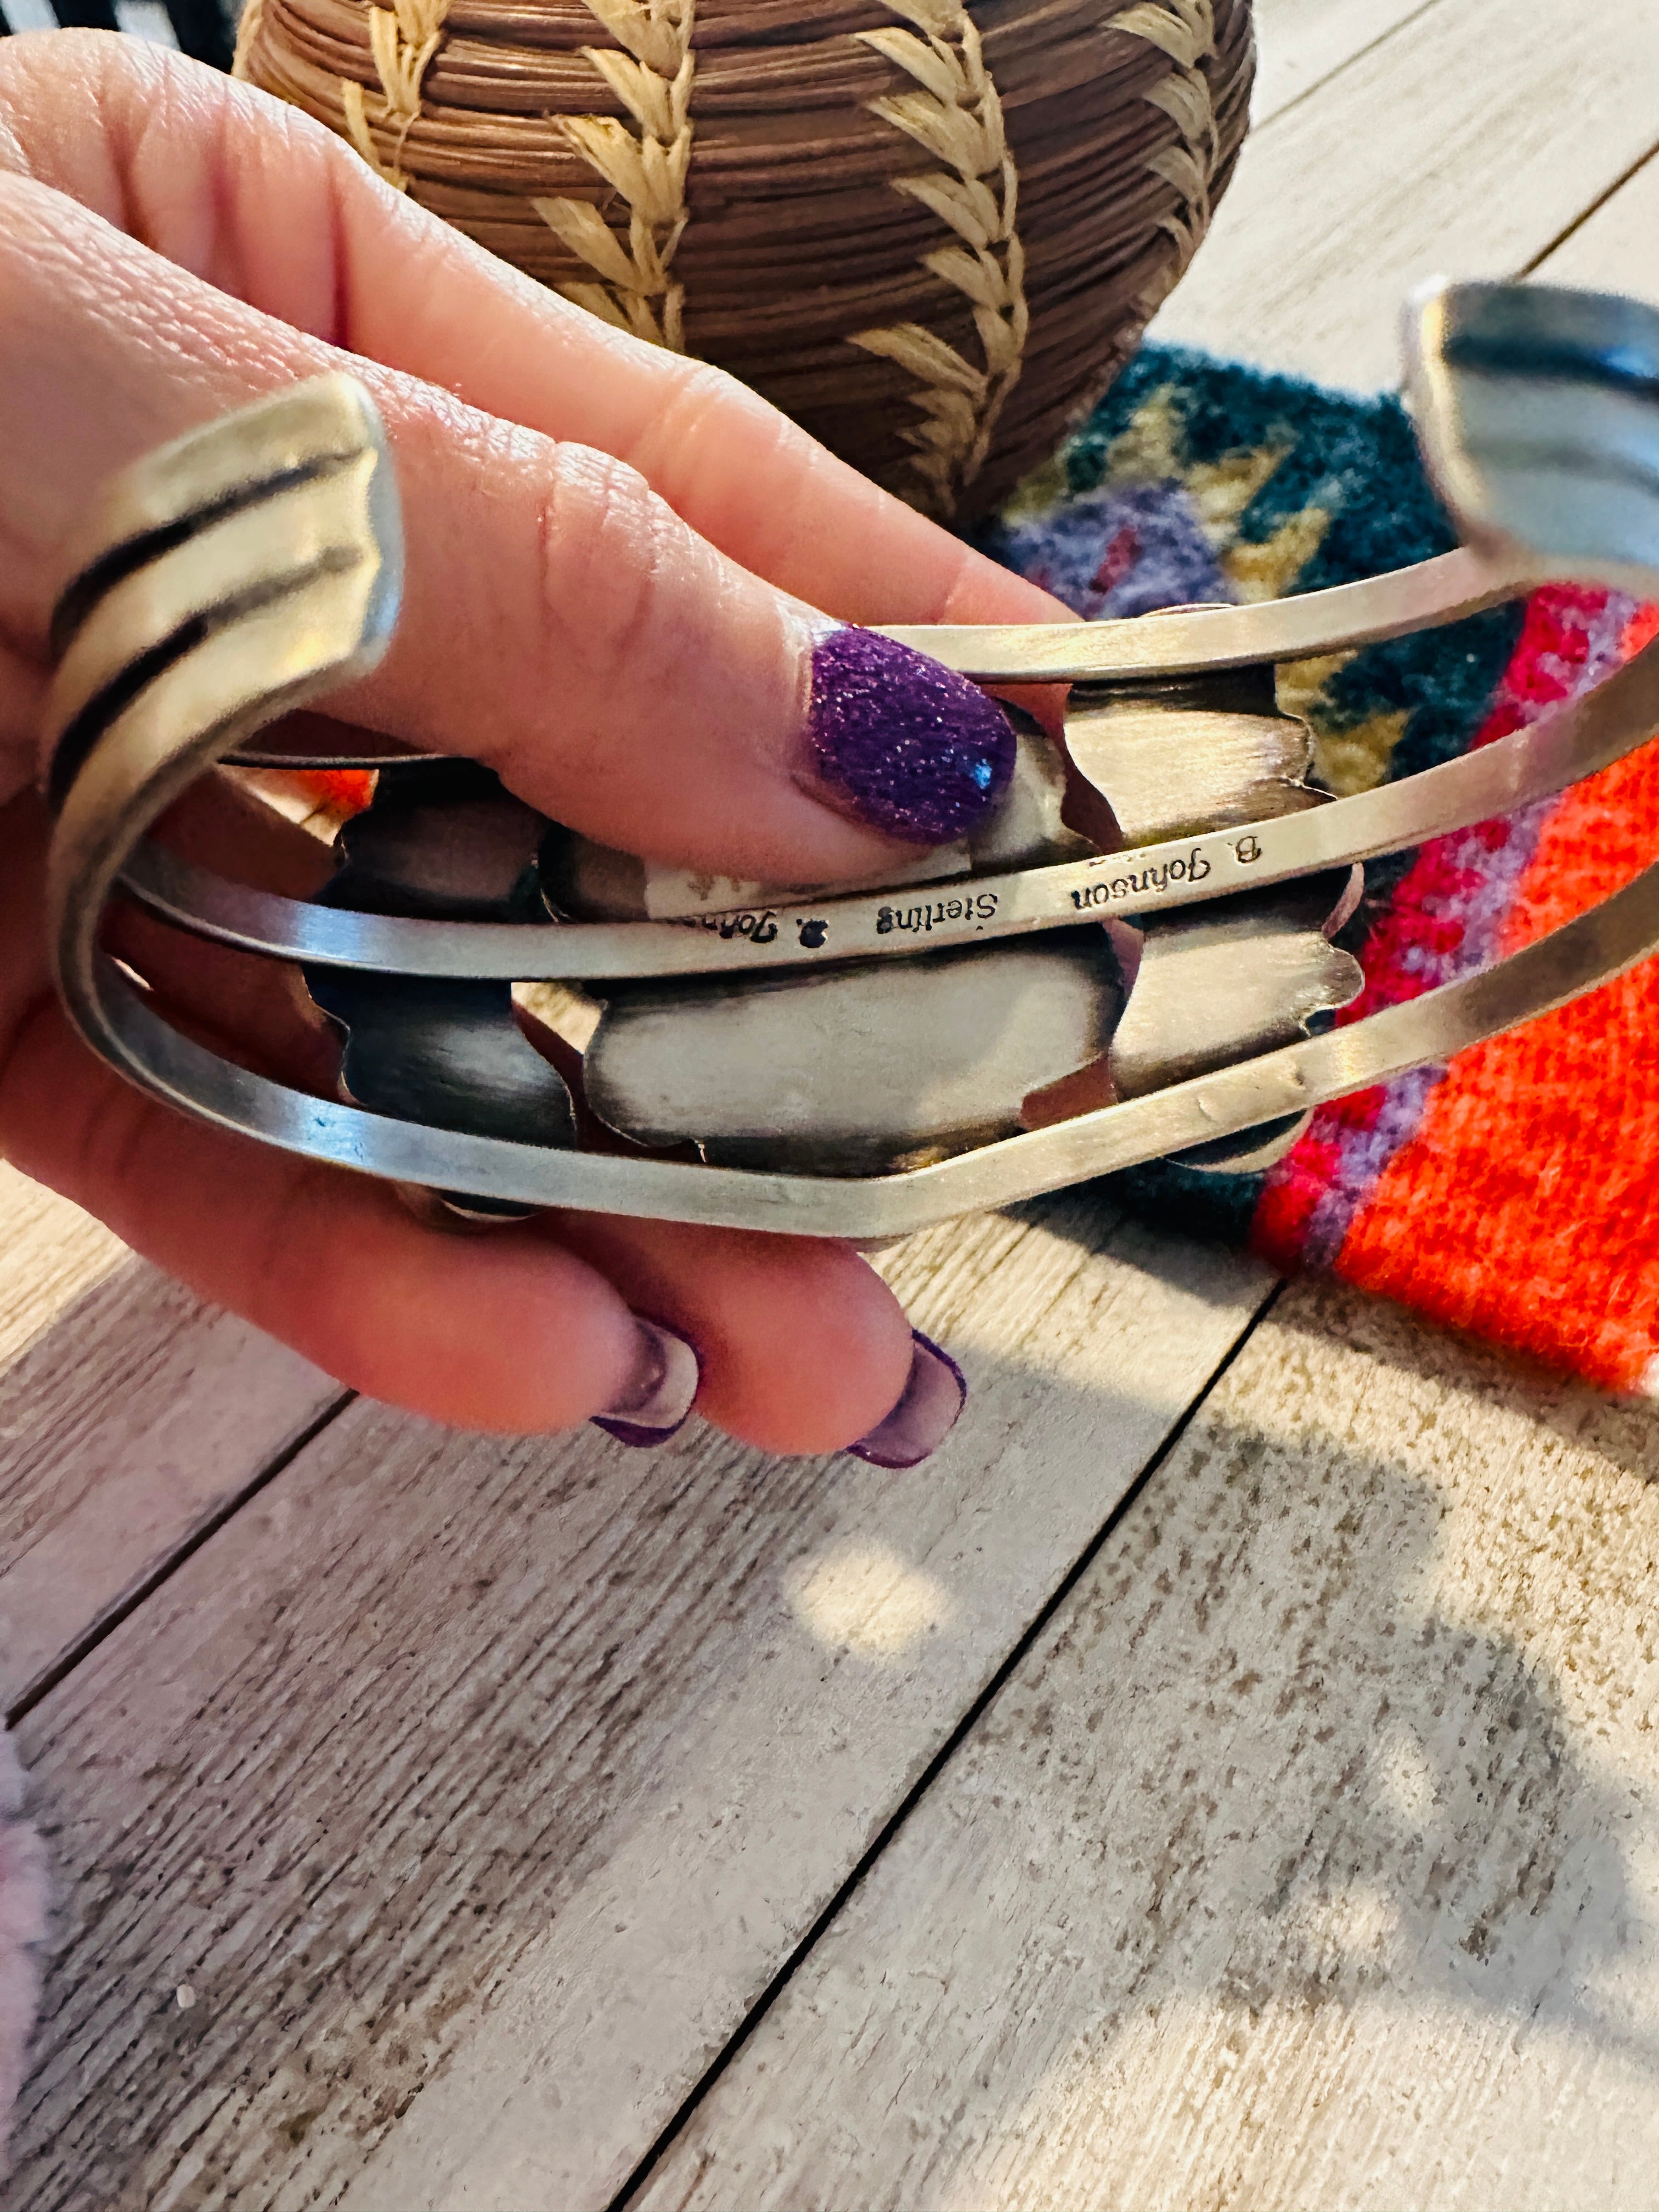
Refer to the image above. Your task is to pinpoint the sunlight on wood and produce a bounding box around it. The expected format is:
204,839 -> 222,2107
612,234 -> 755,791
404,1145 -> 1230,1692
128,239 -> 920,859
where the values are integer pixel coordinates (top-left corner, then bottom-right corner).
933,1991 -> 1659,2211
636,1283 -> 1659,2212
0,1171 -> 124,1375
787,1539 -> 955,1660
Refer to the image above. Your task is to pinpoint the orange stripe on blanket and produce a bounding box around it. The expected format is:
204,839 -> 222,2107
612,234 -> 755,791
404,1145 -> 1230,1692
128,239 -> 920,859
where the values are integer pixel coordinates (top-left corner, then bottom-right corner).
292,769 -> 375,815
1332,624 -> 1659,1390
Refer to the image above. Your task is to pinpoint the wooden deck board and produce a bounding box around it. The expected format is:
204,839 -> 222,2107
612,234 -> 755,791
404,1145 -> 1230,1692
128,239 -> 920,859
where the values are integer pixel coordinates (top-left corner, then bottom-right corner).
1249,0 -> 1440,128
3,1200 -> 1271,2211
635,1280 -> 1659,2212
1153,0 -> 1659,391
0,1167 -> 341,1716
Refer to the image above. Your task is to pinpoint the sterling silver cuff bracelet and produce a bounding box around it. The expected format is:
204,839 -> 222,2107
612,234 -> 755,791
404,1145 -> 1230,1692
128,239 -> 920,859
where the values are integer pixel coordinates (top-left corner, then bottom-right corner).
41,279 -> 1659,1238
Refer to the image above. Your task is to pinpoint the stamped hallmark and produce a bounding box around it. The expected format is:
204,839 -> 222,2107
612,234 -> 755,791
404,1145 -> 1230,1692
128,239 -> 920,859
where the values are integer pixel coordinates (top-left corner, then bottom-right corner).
679,905 -> 779,944
1069,846 -> 1214,912
682,825 -> 1286,970
877,890 -> 1001,935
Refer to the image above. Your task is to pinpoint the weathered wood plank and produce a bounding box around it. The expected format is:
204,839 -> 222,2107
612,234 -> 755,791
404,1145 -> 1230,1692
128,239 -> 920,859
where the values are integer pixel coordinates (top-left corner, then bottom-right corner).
1154,0 -> 1659,391
1531,149 -> 1659,303
2,1197 -> 1272,2212
637,1277 -> 1659,2212
1250,0 -> 1440,129
0,1166 -> 341,1716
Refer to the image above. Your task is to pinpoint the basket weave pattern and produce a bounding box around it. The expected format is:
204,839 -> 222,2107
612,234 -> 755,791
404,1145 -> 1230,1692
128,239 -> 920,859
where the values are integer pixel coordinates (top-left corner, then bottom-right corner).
235,0 -> 1253,517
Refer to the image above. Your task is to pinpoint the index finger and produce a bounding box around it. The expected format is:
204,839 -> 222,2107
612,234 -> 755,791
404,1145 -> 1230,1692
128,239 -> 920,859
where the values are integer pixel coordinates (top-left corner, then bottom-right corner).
1,32 -> 1065,630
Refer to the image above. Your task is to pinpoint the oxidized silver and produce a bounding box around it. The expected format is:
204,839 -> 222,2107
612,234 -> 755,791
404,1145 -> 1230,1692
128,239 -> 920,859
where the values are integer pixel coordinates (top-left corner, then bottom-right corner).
38,280 -> 1659,1235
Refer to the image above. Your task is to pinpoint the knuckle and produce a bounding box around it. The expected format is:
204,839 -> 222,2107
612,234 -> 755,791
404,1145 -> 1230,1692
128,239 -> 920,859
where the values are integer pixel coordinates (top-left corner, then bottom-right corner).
534,442 -> 680,692
640,355 -> 797,489
651,356 -> 774,456
657,355 -> 762,437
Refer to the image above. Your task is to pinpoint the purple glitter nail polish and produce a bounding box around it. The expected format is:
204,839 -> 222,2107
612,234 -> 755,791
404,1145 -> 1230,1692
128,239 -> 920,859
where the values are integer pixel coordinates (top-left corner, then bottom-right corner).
845,1330 -> 968,1470
592,1317 -> 701,1448
806,627 -> 1017,845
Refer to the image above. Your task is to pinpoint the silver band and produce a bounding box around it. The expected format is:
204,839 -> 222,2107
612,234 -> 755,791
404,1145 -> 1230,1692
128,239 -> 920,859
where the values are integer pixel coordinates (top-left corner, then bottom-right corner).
71,848 -> 1659,1234
115,606 -> 1659,980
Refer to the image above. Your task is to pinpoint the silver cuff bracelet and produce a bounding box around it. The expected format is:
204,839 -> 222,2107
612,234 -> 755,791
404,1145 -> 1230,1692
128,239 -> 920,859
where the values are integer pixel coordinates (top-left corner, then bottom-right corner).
40,279 -> 1659,1238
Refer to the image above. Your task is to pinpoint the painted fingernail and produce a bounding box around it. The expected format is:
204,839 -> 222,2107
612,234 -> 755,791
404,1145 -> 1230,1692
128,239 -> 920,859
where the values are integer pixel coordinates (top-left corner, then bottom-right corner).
591,1317 -> 701,1448
845,1330 -> 967,1469
806,627 -> 1017,845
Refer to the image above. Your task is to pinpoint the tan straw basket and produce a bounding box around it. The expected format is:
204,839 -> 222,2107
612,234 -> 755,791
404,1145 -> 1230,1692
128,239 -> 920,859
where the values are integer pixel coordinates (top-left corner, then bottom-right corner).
234,0 -> 1254,520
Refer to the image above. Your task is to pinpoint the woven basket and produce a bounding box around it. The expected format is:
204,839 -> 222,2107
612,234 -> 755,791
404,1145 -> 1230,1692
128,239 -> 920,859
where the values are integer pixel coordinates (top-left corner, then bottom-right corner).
234,0 -> 1253,520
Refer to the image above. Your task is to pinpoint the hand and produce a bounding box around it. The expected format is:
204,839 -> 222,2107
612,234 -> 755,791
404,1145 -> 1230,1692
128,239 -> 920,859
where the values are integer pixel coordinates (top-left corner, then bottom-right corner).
0,30 -> 1062,1456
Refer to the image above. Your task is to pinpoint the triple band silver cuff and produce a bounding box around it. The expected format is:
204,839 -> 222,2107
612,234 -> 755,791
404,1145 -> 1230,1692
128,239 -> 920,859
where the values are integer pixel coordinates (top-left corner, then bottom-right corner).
40,279 -> 1659,1238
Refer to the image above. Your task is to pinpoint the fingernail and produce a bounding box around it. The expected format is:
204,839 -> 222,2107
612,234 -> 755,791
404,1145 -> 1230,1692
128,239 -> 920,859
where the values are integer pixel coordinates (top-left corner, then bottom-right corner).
591,1317 -> 701,1448
845,1330 -> 967,1469
805,627 -> 1017,845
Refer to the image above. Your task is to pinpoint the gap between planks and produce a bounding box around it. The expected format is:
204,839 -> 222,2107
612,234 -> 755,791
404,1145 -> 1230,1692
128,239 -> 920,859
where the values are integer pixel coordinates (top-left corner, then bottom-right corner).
1528,143 -> 1659,304
1248,0 -> 1443,132
5,1391 -> 353,1731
